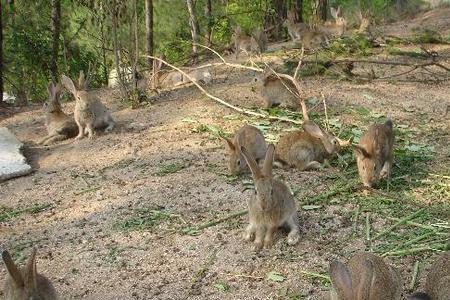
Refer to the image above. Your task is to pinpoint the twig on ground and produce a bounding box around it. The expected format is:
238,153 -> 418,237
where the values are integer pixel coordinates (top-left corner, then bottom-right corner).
366,213 -> 372,251
300,270 -> 331,282
181,209 -> 248,235
410,260 -> 420,291
219,272 -> 264,280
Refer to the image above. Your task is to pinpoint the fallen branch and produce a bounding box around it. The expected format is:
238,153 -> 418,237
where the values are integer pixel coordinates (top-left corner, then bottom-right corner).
144,55 -> 302,125
181,209 -> 248,235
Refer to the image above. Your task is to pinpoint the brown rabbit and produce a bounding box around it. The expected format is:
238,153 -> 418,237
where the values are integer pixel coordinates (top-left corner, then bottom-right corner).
319,6 -> 347,38
38,82 -> 78,145
409,251 -> 450,300
252,67 -> 300,109
251,29 -> 268,53
357,10 -> 372,34
61,71 -> 115,140
233,26 -> 259,58
329,252 -> 401,300
353,120 -> 394,188
241,144 -> 300,249
276,120 -> 350,170
283,18 -> 310,42
2,249 -> 57,300
223,125 -> 267,175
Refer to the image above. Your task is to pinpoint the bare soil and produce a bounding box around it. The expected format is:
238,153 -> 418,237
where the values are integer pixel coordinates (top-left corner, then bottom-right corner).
1,8 -> 449,300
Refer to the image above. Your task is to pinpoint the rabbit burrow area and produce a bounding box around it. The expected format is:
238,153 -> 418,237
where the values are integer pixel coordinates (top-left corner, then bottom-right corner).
1,27 -> 450,300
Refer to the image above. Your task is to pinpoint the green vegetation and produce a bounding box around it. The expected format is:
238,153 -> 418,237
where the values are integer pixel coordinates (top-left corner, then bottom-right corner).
0,203 -> 52,222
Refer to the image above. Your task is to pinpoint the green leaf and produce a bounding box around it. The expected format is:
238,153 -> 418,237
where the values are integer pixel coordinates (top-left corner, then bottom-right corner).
213,282 -> 229,292
267,271 -> 285,282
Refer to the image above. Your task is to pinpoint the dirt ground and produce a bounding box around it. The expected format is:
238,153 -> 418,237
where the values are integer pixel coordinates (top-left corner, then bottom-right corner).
1,9 -> 449,300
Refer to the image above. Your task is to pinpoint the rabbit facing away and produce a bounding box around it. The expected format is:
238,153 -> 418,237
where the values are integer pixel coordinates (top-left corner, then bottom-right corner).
276,120 -> 350,170
252,67 -> 300,109
329,252 -> 401,300
61,72 -> 115,140
318,6 -> 347,38
357,10 -> 372,34
38,82 -> 78,145
233,26 -> 260,58
2,249 -> 57,300
409,251 -> 450,300
223,125 -> 268,175
241,144 -> 300,249
353,119 -> 394,188
283,18 -> 310,42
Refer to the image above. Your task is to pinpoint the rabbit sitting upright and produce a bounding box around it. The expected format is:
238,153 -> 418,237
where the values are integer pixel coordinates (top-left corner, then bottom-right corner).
3,249 -> 58,300
61,71 -> 115,140
353,119 -> 394,188
276,120 -> 350,170
329,252 -> 401,300
38,82 -> 78,145
223,125 -> 267,176
241,144 -> 300,249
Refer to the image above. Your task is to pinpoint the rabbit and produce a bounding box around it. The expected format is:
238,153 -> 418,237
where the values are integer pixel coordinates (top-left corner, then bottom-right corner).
38,82 -> 78,145
240,144 -> 300,249
251,29 -> 268,53
252,67 -> 300,109
353,119 -> 394,188
283,18 -> 310,42
409,251 -> 450,300
318,6 -> 347,38
329,252 -> 401,300
275,120 -> 350,171
223,125 -> 268,175
357,10 -> 372,34
2,249 -> 58,300
233,26 -> 259,58
61,71 -> 115,140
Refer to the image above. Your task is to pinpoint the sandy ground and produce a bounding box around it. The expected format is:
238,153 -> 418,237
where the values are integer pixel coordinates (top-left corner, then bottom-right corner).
1,8 -> 449,300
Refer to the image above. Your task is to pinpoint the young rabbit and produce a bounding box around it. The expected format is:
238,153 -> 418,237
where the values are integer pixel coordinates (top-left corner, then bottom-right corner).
357,10 -> 372,34
252,67 -> 300,109
233,26 -> 259,58
223,125 -> 267,175
409,251 -> 450,300
241,144 -> 300,249
319,6 -> 347,38
38,82 -> 78,145
276,120 -> 350,170
353,119 -> 394,188
61,71 -> 115,140
329,252 -> 401,300
2,249 -> 57,300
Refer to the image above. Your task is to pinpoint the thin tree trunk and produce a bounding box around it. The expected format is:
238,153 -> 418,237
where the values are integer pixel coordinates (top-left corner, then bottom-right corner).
320,0 -> 328,21
295,0 -> 303,23
0,0 -> 3,107
99,2 -> 108,84
111,3 -> 127,98
204,0 -> 212,46
186,0 -> 200,63
396,0 -> 403,13
132,0 -> 139,90
50,0 -> 61,83
144,0 -> 153,69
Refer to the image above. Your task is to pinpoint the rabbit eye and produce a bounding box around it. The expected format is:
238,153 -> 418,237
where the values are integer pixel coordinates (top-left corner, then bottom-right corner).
237,159 -> 241,166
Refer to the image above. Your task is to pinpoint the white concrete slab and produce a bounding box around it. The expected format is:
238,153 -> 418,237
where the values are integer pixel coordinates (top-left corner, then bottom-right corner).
0,127 -> 32,181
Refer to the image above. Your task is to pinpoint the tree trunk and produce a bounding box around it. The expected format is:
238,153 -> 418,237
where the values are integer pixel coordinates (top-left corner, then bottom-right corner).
204,0 -> 212,46
320,0 -> 328,21
271,0 -> 286,39
295,0 -> 303,23
111,2 -> 127,98
144,0 -> 153,69
396,0 -> 403,13
0,0 -> 3,107
186,0 -> 200,63
132,0 -> 139,90
50,0 -> 61,83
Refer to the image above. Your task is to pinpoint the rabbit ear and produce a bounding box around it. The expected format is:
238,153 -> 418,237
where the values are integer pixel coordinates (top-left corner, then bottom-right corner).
303,121 -> 335,154
61,75 -> 77,97
330,260 -> 353,300
47,82 -> 55,97
78,70 -> 86,90
262,144 -> 275,177
2,250 -> 24,287
330,7 -> 338,19
353,145 -> 371,158
223,137 -> 236,151
24,248 -> 38,289
355,259 -> 374,300
241,146 -> 262,179
357,10 -> 363,21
